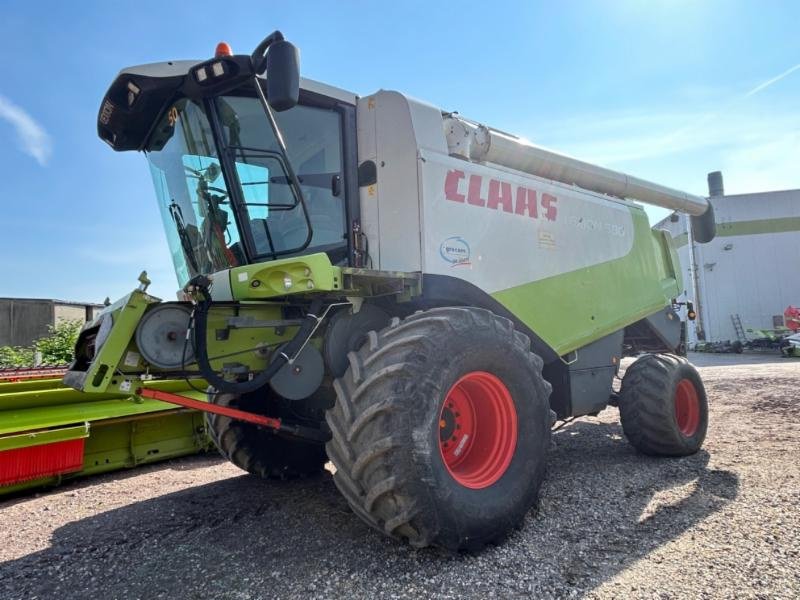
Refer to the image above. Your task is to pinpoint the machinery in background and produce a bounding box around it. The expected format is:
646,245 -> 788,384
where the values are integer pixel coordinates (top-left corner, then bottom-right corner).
780,306 -> 800,357
694,340 -> 744,354
0,366 -> 211,496
697,307 -> 800,356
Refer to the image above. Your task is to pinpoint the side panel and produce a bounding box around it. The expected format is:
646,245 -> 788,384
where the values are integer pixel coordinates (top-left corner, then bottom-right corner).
490,212 -> 680,355
357,92 -> 681,356
418,151 -> 678,356
356,94 -> 380,266
566,330 -> 624,418
419,152 -> 635,292
359,92 -> 422,271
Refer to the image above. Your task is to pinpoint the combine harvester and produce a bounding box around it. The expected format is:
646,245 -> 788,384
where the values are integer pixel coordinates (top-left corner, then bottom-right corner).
62,31 -> 717,550
0,366 -> 211,496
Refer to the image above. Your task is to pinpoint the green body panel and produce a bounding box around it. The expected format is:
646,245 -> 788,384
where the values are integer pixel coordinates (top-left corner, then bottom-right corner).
0,423 -> 89,452
69,255 -> 424,396
76,290 -> 295,395
0,378 -> 203,413
79,290 -> 160,394
492,208 -> 681,356
0,376 -> 207,438
0,377 -> 66,395
199,305 -> 291,376
0,389 -> 205,436
229,252 -> 342,299
78,410 -> 210,473
661,228 -> 684,293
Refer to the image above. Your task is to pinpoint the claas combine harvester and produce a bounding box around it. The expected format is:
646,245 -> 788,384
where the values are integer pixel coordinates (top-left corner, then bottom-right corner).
64,31 -> 717,550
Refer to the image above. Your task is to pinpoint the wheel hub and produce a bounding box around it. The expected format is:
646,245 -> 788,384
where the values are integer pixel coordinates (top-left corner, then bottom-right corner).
674,378 -> 700,436
439,408 -> 457,442
438,371 -> 518,489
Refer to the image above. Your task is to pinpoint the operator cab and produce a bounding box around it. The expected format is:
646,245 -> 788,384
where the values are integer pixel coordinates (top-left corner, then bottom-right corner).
97,34 -> 359,289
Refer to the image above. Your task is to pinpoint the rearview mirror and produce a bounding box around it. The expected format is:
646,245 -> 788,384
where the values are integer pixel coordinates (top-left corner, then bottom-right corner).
265,40 -> 300,112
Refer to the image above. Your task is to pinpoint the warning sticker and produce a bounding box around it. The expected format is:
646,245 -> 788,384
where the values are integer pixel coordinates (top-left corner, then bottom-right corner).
538,230 -> 556,250
124,351 -> 141,367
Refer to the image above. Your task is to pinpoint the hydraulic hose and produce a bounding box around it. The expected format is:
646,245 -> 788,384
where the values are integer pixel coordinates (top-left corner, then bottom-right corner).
191,287 -> 323,395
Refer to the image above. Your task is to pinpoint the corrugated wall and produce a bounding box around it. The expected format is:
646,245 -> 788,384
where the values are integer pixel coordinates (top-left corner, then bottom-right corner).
656,189 -> 800,342
0,300 -> 53,347
0,300 -> 101,348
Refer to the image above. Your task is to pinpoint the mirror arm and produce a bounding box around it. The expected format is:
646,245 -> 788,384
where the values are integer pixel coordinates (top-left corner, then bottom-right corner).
251,30 -> 285,75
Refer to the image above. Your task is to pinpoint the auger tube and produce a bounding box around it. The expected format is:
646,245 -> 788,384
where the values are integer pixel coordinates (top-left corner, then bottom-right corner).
444,116 -> 713,218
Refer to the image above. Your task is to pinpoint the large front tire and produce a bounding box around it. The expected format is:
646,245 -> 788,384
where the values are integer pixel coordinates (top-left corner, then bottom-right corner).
618,353 -> 708,456
326,307 -> 551,551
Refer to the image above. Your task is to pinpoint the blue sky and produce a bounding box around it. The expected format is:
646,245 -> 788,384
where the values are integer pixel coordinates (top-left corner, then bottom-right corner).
1,1 -> 798,301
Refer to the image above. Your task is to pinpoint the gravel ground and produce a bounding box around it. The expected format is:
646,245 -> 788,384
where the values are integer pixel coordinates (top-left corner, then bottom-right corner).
1,352 -> 798,599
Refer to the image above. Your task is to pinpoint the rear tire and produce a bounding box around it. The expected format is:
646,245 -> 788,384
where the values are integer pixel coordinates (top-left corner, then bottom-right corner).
618,353 -> 708,456
207,389 -> 327,480
325,307 -> 551,551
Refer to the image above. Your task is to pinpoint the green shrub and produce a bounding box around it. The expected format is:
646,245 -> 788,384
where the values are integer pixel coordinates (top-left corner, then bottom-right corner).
0,319 -> 82,368
0,345 -> 35,369
35,320 -> 82,365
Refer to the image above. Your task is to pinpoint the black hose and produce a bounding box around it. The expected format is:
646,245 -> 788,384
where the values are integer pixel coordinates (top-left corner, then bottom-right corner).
193,291 -> 323,395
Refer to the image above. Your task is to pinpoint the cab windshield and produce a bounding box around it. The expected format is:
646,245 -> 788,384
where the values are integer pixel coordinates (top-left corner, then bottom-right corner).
146,94 -> 346,287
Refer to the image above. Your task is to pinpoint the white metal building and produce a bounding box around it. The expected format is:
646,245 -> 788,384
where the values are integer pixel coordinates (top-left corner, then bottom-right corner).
656,172 -> 800,344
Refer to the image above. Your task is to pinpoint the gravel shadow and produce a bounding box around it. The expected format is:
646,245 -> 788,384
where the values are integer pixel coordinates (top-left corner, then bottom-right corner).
0,419 -> 739,599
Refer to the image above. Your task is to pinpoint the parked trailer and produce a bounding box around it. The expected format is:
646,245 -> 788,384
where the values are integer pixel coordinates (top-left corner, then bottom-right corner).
0,369 -> 211,496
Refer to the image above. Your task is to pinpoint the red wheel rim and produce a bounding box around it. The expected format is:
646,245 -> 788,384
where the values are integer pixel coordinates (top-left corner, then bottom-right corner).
674,378 -> 700,436
438,371 -> 518,489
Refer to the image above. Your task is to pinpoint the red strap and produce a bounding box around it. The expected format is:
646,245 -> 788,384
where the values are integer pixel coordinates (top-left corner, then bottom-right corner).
137,387 -> 281,430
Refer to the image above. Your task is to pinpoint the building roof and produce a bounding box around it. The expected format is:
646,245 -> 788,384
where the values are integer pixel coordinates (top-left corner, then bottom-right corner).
0,297 -> 104,308
714,188 -> 800,199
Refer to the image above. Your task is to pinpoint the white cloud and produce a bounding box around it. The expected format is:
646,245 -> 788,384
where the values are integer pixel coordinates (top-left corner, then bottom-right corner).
519,62 -> 800,197
720,132 -> 800,194
540,110 -> 800,168
743,62 -> 800,99
0,94 -> 52,165
523,96 -> 800,197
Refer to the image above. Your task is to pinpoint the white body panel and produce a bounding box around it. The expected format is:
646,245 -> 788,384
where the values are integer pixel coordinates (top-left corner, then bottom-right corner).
356,92 -> 636,292
418,151 -> 634,293
357,92 -> 423,271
